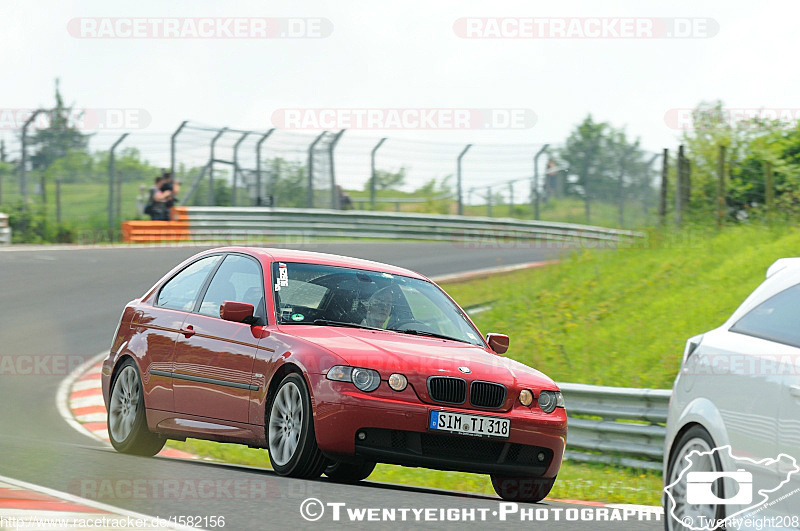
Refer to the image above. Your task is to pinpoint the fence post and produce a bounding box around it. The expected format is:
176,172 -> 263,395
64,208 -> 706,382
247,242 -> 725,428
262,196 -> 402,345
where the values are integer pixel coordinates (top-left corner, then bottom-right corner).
717,145 -> 726,228
170,120 -> 188,176
56,178 -> 62,224
20,110 -> 43,206
457,144 -> 472,215
307,131 -> 328,208
618,145 -> 636,228
765,161 -> 774,217
659,149 -> 668,226
643,153 -> 659,218
329,129 -> 346,209
675,145 -> 685,227
370,138 -> 387,210
533,144 -> 549,220
256,129 -> 275,206
108,133 -> 129,241
232,132 -> 250,207
209,127 -> 227,206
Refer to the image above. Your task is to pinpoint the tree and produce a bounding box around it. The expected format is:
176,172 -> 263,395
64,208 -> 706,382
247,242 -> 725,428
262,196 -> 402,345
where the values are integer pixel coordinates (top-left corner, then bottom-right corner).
365,168 -> 406,192
28,79 -> 91,172
557,115 -> 647,223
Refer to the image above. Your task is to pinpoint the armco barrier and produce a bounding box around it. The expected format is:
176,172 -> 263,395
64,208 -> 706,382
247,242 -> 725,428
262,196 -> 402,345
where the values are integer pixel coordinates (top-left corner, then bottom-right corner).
0,212 -> 10,245
558,383 -> 671,471
147,207 -> 645,245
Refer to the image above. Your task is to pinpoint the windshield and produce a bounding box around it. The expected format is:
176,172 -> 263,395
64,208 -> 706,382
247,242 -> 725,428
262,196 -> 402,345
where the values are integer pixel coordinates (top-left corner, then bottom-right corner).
272,262 -> 484,346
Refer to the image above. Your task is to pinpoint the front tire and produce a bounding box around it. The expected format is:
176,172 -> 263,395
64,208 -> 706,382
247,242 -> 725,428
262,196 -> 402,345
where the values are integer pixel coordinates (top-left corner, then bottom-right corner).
491,476 -> 555,502
267,373 -> 327,479
664,426 -> 725,531
324,460 -> 376,482
108,359 -> 165,456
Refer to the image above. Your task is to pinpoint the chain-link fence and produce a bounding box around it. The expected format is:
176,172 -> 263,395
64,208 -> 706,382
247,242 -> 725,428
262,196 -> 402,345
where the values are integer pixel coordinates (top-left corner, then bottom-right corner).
0,118 -> 719,243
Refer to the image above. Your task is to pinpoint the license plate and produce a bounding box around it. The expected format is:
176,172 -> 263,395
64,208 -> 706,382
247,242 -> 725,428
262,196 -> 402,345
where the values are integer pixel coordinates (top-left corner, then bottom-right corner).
429,410 -> 510,438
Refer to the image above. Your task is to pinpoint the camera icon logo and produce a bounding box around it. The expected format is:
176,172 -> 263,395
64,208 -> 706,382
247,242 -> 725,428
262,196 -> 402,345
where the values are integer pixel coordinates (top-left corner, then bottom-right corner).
686,469 -> 752,505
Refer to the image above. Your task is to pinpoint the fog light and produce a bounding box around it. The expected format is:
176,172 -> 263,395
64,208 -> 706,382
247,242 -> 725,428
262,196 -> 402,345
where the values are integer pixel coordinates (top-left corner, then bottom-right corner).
357,431 -> 366,441
388,373 -> 408,391
537,452 -> 546,462
519,389 -> 533,406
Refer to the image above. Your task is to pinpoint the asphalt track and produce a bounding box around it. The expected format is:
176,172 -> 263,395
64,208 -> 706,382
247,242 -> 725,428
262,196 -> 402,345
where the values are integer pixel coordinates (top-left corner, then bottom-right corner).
0,242 -> 662,530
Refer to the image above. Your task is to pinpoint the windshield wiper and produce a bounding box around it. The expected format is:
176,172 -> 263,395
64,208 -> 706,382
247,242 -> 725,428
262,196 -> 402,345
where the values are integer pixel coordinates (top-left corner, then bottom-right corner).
394,328 -> 472,344
310,319 -> 384,331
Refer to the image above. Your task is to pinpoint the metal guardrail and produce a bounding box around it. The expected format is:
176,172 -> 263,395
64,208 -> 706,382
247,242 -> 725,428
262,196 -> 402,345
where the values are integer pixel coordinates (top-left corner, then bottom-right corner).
0,213 -> 10,245
181,207 -> 645,245
558,383 -> 671,471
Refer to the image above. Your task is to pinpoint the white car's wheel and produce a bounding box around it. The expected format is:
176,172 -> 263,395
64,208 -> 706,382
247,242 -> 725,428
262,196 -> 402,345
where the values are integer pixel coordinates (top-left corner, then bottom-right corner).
664,426 -> 725,530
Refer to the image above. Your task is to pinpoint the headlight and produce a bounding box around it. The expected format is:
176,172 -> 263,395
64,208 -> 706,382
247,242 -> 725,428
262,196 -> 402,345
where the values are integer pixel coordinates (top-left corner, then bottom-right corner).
327,365 -> 381,392
352,368 -> 381,392
388,373 -> 408,391
538,390 -> 565,413
519,389 -> 533,406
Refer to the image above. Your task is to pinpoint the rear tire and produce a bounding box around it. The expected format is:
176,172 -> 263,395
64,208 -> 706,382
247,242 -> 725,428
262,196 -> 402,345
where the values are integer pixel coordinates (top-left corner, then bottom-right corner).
267,373 -> 327,479
491,476 -> 556,503
324,460 -> 376,482
107,359 -> 165,456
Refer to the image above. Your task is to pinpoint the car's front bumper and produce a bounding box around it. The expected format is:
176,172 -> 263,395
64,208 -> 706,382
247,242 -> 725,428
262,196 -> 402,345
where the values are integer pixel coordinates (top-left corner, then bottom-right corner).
312,377 -> 567,478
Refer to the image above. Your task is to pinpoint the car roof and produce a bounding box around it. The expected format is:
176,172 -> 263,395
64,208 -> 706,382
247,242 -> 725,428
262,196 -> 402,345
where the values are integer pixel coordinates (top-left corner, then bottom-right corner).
209,246 -> 428,280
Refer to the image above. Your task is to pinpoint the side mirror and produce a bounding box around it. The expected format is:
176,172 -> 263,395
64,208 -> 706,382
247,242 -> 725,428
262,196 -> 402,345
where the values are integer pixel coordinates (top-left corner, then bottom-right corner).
486,333 -> 509,354
220,301 -> 256,324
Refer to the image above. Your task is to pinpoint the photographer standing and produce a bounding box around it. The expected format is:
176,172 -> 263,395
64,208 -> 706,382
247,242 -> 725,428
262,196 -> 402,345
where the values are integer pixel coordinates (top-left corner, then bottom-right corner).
159,171 -> 181,220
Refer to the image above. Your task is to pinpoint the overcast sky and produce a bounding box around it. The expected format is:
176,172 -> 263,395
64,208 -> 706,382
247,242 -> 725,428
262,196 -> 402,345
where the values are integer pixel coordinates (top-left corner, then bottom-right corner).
1,0 -> 796,192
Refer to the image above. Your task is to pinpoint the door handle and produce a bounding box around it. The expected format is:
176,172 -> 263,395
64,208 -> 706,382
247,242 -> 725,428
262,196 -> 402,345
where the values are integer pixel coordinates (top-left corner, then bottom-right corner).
790,385 -> 800,398
180,325 -> 195,338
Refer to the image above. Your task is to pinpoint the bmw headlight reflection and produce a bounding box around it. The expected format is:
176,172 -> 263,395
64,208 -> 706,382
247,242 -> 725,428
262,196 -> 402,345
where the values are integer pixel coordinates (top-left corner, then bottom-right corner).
327,365 -> 381,392
538,391 -> 565,413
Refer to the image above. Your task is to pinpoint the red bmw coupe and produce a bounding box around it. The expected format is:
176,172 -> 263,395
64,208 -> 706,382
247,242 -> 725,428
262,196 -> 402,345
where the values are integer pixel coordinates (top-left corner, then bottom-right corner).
101,247 -> 566,501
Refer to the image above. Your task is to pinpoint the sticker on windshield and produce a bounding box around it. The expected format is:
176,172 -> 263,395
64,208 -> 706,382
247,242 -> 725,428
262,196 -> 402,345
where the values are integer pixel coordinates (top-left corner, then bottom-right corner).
291,313 -> 304,321
275,262 -> 289,291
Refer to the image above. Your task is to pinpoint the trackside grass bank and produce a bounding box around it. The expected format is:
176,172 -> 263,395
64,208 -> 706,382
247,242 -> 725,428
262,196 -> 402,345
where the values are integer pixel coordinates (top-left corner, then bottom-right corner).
168,223 -> 800,505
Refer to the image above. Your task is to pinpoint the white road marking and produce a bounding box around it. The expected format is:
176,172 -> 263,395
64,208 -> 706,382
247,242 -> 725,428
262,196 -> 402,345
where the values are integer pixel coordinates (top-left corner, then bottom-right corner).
55,352 -> 111,446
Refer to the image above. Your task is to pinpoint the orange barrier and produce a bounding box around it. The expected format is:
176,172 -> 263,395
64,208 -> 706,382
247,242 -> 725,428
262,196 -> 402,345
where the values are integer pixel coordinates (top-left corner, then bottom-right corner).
121,208 -> 190,242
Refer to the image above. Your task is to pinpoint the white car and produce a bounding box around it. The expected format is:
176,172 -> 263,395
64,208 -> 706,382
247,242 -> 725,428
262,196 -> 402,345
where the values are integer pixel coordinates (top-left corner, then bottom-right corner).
664,258 -> 800,531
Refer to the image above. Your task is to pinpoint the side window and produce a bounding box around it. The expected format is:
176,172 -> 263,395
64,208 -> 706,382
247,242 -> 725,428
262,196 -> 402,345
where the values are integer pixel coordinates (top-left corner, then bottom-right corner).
730,283 -> 800,348
157,255 -> 222,311
198,255 -> 265,320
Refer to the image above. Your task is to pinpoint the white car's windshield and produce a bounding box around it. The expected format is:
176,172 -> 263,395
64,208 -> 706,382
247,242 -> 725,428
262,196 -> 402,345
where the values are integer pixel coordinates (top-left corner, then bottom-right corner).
272,262 -> 484,346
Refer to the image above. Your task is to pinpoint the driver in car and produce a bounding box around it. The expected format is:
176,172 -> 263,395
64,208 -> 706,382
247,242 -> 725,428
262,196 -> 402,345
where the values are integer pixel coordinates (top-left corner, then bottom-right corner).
362,286 -> 394,329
